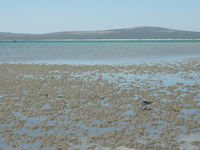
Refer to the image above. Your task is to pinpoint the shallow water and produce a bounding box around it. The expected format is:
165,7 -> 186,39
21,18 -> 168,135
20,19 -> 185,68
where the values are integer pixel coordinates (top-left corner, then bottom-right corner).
0,40 -> 200,64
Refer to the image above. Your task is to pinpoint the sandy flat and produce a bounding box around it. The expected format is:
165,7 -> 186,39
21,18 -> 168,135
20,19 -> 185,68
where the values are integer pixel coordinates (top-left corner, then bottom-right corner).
0,58 -> 199,149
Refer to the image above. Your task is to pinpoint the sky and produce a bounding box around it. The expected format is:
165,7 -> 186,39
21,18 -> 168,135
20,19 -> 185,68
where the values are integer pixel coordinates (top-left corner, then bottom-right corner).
1,0 -> 200,34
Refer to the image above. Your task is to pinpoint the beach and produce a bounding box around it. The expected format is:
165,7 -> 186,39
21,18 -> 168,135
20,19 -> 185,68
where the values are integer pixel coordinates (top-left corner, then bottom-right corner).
0,57 -> 199,149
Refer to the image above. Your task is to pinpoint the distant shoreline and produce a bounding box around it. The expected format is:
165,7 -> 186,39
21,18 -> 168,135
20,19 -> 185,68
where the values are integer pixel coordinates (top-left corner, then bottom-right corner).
1,27 -> 200,41
1,39 -> 200,42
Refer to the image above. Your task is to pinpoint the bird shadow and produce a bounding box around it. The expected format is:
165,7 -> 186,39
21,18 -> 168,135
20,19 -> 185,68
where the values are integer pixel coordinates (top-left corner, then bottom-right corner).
141,108 -> 152,110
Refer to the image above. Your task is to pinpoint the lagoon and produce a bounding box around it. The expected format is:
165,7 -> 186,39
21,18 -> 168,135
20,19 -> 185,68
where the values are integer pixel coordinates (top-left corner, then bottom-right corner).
0,40 -> 200,64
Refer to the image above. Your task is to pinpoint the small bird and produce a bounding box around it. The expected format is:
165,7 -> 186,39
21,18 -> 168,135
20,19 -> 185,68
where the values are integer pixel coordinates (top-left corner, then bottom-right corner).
138,97 -> 153,110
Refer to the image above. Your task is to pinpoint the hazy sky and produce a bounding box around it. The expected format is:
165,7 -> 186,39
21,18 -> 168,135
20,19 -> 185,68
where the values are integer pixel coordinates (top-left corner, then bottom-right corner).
1,0 -> 200,34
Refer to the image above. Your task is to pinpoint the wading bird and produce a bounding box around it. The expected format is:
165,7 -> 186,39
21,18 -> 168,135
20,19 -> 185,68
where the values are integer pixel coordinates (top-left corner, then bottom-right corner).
138,97 -> 153,110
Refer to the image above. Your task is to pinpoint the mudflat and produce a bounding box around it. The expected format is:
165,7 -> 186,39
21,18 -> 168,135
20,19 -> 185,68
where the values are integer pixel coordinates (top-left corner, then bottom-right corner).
0,58 -> 199,149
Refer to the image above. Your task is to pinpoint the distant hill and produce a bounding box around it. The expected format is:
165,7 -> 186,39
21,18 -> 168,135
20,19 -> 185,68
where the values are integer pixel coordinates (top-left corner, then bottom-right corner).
1,27 -> 200,41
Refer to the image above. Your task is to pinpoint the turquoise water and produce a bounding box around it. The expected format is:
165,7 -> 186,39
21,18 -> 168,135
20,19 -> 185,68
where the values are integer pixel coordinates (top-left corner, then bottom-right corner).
0,40 -> 200,64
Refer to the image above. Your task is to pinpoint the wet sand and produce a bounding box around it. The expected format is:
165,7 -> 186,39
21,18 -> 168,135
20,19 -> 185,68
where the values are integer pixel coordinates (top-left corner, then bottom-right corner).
0,58 -> 200,149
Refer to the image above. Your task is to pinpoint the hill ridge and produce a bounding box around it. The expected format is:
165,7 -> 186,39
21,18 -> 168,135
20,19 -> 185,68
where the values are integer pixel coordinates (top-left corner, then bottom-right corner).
1,26 -> 200,41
